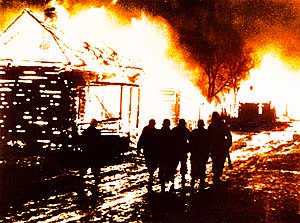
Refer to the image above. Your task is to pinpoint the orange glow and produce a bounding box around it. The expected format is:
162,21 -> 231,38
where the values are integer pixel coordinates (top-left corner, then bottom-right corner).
8,3 -> 300,129
55,6 -> 208,127
237,52 -> 300,120
0,4 -> 208,129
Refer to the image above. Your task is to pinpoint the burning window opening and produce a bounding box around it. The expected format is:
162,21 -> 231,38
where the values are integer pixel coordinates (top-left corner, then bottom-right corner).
77,82 -> 140,136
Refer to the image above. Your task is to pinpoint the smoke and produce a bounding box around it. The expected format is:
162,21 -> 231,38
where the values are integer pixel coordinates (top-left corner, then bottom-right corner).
232,1 -> 300,60
2,0 -> 300,67
115,0 -> 300,67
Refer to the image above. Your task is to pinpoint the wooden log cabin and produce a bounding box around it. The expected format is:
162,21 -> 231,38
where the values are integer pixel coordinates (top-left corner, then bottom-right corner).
0,8 -> 141,158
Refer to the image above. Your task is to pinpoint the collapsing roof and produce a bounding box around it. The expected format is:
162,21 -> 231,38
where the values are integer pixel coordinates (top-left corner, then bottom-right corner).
0,8 -> 142,83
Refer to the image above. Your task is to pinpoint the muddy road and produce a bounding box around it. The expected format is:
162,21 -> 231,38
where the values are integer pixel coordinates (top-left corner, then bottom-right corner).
0,122 -> 299,222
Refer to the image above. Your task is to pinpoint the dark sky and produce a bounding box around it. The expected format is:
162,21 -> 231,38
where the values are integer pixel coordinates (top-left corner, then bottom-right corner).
119,0 -> 300,64
129,0 -> 300,67
1,0 -> 300,66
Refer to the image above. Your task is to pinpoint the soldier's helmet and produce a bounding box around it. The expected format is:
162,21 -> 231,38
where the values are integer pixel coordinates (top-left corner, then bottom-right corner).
197,119 -> 205,127
162,119 -> 171,127
90,118 -> 98,127
178,119 -> 186,127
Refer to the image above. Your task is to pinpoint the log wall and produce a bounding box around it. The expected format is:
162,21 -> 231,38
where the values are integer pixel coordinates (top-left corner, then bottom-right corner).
0,65 -> 85,151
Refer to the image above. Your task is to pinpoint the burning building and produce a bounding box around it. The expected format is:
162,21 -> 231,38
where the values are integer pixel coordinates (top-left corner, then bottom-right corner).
238,102 -> 276,123
0,6 -> 210,157
0,8 -> 142,152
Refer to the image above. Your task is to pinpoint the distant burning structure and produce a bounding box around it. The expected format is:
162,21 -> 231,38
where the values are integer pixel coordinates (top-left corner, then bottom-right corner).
227,102 -> 280,132
238,102 -> 276,123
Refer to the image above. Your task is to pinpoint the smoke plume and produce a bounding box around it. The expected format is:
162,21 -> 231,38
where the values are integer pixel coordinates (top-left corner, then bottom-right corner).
2,0 -> 300,67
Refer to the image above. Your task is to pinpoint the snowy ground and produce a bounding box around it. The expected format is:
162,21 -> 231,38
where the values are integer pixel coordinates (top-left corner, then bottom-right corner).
0,122 -> 299,222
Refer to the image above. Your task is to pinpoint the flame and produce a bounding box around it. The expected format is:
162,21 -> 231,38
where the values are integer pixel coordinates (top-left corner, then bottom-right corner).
237,51 -> 300,120
0,4 -> 209,130
59,6 -> 210,127
3,3 -> 300,129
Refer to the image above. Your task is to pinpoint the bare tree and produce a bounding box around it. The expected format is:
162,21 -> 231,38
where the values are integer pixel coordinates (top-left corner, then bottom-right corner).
192,16 -> 253,102
175,1 -> 255,102
228,48 -> 256,97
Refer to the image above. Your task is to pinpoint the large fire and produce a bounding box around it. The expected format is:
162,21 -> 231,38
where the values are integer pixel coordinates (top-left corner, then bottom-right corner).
237,51 -> 300,120
0,2 -> 208,129
63,5 -> 208,127
1,0 -> 300,130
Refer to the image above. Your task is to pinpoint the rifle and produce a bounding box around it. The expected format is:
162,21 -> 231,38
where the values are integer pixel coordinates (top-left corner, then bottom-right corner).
225,133 -> 233,169
227,150 -> 233,169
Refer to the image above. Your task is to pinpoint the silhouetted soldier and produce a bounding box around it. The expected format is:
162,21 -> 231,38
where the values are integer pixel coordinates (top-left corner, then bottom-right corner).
157,119 -> 173,192
208,111 -> 232,186
137,119 -> 159,190
171,118 -> 191,188
80,118 -> 102,184
190,119 -> 210,189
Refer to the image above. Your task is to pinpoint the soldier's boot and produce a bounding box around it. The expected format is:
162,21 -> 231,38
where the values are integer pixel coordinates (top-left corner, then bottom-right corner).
161,182 -> 165,193
147,173 -> 154,191
190,178 -> 195,189
199,178 -> 206,189
181,175 -> 186,188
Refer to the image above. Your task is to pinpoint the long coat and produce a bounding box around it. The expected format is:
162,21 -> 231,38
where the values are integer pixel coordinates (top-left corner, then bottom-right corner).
190,127 -> 210,179
171,125 -> 191,175
137,125 -> 160,173
80,125 -> 102,167
208,120 -> 232,177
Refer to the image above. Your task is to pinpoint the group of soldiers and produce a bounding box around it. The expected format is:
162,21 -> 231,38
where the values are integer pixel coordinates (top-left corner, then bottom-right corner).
137,111 -> 232,192
79,111 -> 232,193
